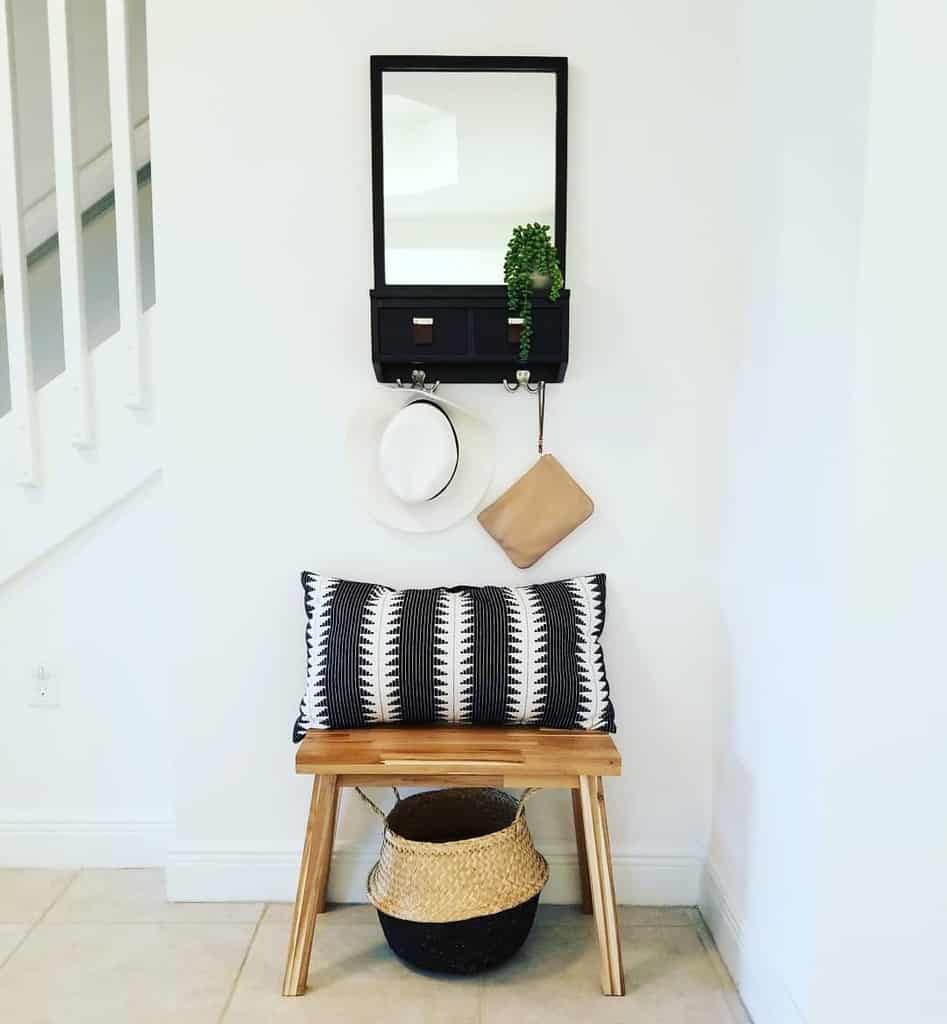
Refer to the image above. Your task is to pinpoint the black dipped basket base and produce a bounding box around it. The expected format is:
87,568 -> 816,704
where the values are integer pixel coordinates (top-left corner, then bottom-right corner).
377,893 -> 540,975
365,788 -> 549,976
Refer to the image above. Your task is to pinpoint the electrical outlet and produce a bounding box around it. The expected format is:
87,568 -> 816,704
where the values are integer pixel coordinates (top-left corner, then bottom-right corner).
29,665 -> 59,708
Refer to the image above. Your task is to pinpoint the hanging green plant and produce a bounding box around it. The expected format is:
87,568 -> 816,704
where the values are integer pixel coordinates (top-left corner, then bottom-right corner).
503,223 -> 563,363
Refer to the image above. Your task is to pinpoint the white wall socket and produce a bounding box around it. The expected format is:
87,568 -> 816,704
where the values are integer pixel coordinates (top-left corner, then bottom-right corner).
30,665 -> 59,707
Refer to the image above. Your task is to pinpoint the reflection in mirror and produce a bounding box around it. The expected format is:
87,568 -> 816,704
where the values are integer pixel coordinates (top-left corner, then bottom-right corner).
382,71 -> 556,285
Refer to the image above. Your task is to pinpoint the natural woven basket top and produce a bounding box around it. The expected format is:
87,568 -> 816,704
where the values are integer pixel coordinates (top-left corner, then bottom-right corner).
367,788 -> 549,923
386,788 -> 522,846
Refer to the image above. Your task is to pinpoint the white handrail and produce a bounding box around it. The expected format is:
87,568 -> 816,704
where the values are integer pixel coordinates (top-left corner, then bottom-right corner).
47,0 -> 94,449
0,0 -> 38,485
105,0 -> 145,409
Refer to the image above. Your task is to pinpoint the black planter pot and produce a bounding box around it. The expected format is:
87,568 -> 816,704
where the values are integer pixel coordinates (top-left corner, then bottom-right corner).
377,893 -> 541,975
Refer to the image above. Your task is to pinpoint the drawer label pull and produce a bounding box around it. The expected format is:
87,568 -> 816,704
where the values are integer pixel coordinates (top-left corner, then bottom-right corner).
412,316 -> 434,346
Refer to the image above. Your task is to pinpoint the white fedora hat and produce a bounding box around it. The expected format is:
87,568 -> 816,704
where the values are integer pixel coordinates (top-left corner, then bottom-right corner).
345,389 -> 496,533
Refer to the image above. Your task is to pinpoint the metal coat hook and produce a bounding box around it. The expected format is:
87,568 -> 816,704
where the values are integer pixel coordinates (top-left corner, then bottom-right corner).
394,369 -> 439,393
503,369 -> 541,394
503,371 -> 546,453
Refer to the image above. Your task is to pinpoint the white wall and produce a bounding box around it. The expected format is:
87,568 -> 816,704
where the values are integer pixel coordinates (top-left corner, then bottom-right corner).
146,0 -> 741,900
706,0 -> 876,1018
815,2 -> 947,1021
0,474 -> 172,865
708,2 -> 947,1023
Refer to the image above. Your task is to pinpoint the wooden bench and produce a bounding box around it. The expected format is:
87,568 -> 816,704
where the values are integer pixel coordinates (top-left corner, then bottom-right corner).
282,726 -> 625,997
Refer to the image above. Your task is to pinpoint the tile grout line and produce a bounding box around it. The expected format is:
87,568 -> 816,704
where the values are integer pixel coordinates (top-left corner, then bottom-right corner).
0,869 -> 80,972
216,900 -> 267,1023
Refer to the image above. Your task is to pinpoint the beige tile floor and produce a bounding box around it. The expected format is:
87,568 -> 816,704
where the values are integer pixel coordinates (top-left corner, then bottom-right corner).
0,868 -> 750,1023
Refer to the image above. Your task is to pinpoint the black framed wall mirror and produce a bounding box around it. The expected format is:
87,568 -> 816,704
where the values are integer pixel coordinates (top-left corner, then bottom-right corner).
369,56 -> 570,384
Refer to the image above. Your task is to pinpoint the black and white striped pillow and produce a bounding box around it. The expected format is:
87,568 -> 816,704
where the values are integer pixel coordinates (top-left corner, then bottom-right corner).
293,572 -> 615,737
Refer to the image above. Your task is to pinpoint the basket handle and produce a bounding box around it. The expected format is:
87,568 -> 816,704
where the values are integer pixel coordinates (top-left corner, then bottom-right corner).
354,785 -> 402,821
515,787 -> 541,821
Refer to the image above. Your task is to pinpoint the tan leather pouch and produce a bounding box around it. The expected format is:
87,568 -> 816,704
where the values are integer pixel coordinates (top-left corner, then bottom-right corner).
478,454 -> 594,568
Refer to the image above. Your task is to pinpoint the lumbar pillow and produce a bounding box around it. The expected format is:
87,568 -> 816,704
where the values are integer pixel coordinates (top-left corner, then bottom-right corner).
293,572 -> 615,737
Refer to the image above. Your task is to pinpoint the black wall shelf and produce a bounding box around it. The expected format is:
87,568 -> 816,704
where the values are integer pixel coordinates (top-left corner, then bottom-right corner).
371,287 -> 569,384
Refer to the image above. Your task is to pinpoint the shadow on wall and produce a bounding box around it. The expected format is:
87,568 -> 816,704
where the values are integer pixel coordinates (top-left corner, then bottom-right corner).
0,179 -> 156,418
707,608 -> 752,954
707,598 -> 822,1020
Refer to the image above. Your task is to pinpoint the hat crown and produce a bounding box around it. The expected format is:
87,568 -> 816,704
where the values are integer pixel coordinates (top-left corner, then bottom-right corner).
378,401 -> 459,504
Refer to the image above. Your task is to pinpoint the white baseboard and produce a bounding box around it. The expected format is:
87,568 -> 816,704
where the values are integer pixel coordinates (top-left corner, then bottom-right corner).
167,839 -> 702,905
0,814 -> 700,909
0,814 -> 172,868
700,862 -> 807,1024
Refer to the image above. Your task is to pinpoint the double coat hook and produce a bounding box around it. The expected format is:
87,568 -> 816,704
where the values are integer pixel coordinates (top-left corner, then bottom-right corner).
503,369 -> 541,394
394,369 -> 439,393
503,371 -> 546,455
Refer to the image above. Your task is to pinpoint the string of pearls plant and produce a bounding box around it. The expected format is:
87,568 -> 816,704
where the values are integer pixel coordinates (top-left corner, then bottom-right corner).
503,223 -> 563,362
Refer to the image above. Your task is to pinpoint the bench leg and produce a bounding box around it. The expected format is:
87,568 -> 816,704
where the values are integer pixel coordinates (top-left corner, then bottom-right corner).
315,787 -> 341,914
571,789 -> 594,914
578,775 -> 625,996
282,774 -> 338,996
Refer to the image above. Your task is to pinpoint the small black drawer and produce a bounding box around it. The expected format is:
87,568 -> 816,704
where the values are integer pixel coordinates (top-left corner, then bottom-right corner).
473,305 -> 565,360
377,307 -> 469,359
371,288 -> 569,384
472,307 -> 513,358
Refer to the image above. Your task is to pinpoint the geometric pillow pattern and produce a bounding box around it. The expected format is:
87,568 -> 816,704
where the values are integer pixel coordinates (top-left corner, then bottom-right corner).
293,571 -> 615,737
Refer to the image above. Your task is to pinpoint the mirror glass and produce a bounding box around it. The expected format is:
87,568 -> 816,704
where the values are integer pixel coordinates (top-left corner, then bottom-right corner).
382,71 -> 557,285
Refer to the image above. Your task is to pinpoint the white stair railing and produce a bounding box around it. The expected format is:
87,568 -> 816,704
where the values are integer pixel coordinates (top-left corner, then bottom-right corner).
0,0 -> 39,486
106,0 -> 146,410
0,0 -> 157,582
1,0 -> 149,492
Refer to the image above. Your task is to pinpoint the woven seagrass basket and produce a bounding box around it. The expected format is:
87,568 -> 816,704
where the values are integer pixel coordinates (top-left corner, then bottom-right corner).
360,787 -> 548,974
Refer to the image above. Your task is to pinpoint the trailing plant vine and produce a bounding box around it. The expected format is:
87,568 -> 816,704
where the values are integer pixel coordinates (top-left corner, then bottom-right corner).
503,223 -> 563,362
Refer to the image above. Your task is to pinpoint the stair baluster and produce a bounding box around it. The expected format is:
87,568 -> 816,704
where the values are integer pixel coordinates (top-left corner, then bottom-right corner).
106,0 -> 146,410
0,0 -> 39,486
47,0 -> 95,450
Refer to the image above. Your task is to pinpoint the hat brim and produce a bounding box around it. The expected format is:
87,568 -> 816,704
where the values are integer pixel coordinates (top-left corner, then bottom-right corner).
345,389 -> 496,533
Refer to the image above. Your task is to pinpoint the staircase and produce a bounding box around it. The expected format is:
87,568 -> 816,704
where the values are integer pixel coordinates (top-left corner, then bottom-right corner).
0,0 -> 158,582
